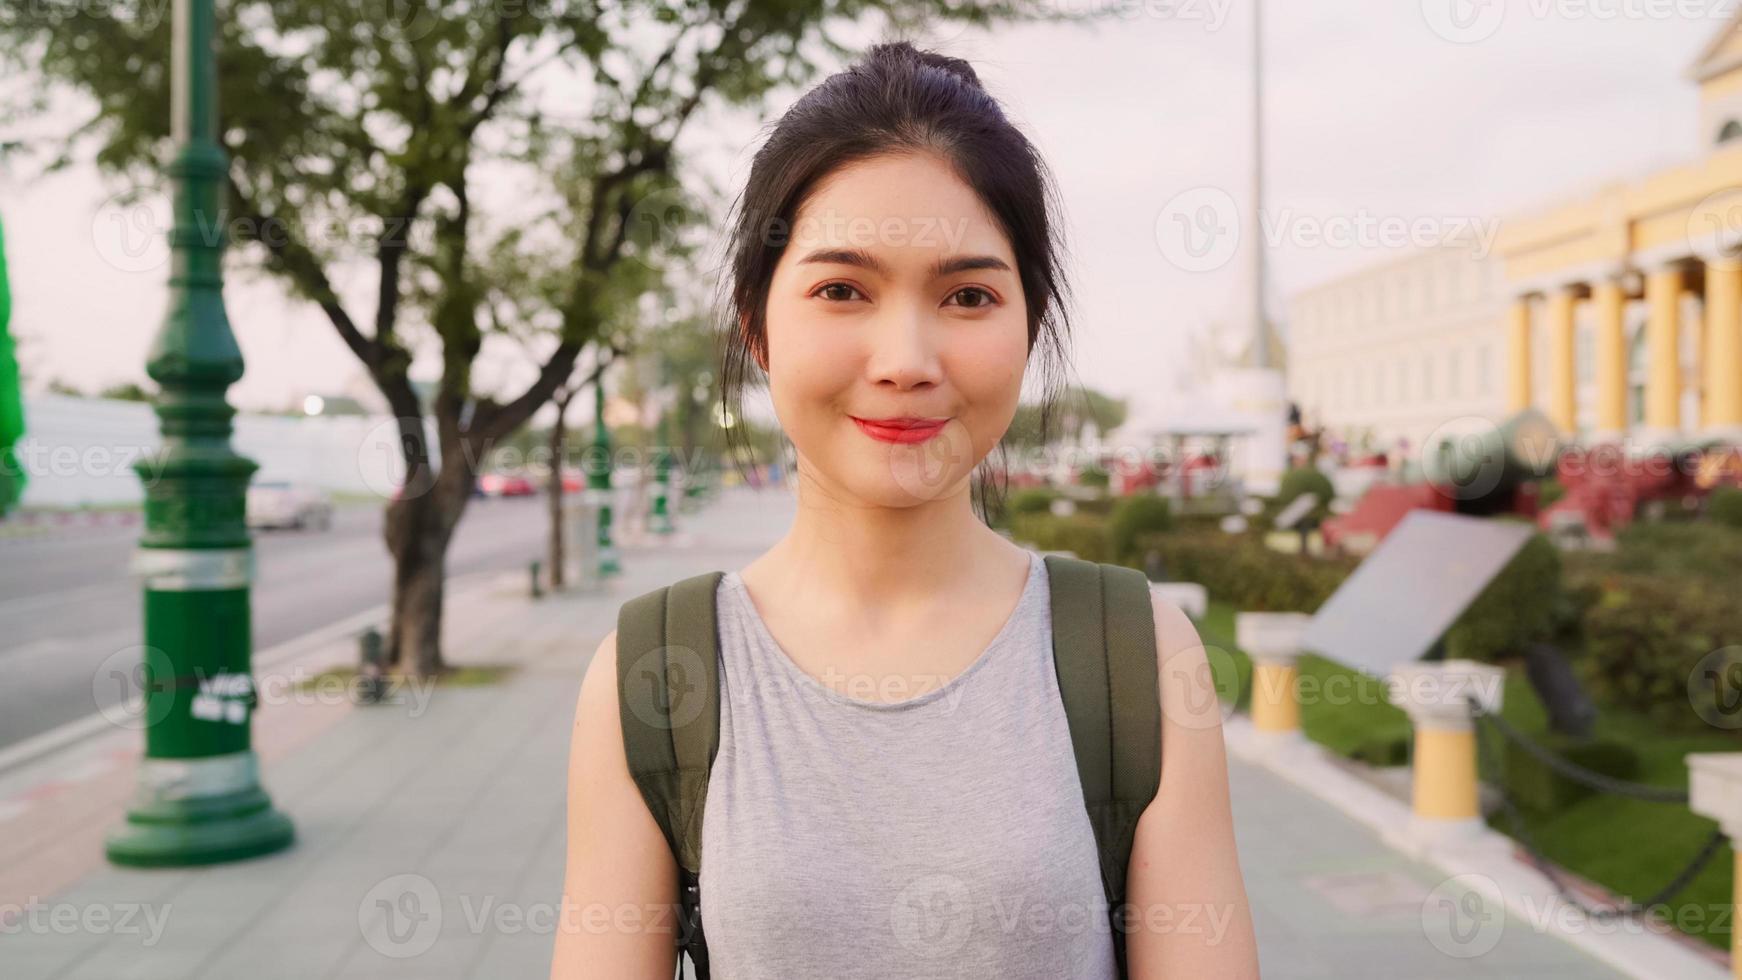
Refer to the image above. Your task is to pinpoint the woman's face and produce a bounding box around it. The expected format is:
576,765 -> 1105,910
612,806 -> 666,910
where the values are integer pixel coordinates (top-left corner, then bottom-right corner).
758,151 -> 1029,507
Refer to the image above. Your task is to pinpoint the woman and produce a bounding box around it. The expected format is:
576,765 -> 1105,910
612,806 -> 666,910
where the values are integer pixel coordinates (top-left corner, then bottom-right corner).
552,40 -> 1258,979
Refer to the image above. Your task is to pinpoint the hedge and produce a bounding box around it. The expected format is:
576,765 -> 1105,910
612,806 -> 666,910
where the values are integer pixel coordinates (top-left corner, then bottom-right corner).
1442,530 -> 1563,663
1710,486 -> 1742,530
1502,734 -> 1641,814
1008,512 -> 1114,564
1132,527 -> 1356,613
1574,572 -> 1742,729
1107,494 -> 1173,564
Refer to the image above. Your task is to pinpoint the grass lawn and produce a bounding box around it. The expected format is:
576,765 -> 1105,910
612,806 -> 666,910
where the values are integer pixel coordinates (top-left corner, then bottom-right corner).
1197,600 -> 1736,949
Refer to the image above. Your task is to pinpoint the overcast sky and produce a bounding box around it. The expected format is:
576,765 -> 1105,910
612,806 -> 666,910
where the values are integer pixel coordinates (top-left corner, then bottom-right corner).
0,1 -> 1729,425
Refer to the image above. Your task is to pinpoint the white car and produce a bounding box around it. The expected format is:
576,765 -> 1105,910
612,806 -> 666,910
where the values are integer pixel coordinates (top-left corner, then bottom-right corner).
247,481 -> 334,531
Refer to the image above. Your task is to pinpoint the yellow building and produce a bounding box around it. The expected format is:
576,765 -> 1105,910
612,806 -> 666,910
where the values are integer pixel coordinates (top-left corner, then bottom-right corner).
1497,18 -> 1742,444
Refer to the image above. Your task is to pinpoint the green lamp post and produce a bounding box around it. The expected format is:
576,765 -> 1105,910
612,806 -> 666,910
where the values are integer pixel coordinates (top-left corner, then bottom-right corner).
589,377 -> 621,577
654,398 -> 672,536
105,0 -> 294,866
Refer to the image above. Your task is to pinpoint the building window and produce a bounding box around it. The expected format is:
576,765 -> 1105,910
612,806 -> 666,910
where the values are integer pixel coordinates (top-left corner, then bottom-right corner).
1575,326 -> 1593,384
1449,348 -> 1463,398
1422,355 -> 1435,400
1478,343 -> 1492,395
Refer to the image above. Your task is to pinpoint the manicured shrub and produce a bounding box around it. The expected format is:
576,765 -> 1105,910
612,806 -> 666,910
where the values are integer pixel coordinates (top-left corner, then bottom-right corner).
1009,512 -> 1114,564
1078,469 -> 1110,490
1349,733 -> 1411,767
1537,478 -> 1566,508
1274,466 -> 1335,524
1073,495 -> 1116,516
1443,530 -> 1562,663
1575,573 -> 1742,728
1564,519 -> 1742,584
1502,735 -> 1640,814
1130,527 -> 1356,612
1008,488 -> 1059,517
1710,486 -> 1742,530
1107,494 -> 1173,564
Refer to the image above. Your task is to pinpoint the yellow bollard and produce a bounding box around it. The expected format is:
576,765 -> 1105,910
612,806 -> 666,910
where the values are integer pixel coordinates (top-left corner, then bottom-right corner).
1236,612 -> 1311,741
1386,660 -> 1505,843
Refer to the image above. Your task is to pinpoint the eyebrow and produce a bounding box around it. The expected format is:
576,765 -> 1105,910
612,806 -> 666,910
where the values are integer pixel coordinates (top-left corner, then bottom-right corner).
795,247 -> 1011,280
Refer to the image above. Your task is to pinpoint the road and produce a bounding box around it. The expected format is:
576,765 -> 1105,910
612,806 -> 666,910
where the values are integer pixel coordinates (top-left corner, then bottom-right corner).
0,495 -> 553,752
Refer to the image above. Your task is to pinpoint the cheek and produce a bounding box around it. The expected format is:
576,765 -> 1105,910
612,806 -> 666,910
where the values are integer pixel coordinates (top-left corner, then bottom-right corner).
765,301 -> 857,406
947,320 -> 1028,407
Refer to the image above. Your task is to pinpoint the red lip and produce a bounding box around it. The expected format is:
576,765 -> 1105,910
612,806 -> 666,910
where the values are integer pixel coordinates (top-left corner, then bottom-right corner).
851,416 -> 949,445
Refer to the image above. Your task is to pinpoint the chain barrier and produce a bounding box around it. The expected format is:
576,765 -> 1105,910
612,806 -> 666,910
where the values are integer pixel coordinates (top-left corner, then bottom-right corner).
1467,698 -> 1728,922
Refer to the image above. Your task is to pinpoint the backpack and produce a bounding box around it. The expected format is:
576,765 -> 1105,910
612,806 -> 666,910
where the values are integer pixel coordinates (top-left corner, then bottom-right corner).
615,554 -> 1162,979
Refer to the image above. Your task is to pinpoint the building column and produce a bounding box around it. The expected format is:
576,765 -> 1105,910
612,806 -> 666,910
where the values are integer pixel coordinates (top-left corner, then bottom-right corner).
1644,263 -> 1685,437
1591,278 -> 1628,440
1707,256 -> 1742,435
1506,296 -> 1533,413
1546,286 -> 1578,434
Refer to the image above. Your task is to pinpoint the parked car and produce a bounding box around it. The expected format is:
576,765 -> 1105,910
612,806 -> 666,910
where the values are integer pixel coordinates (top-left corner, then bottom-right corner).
477,472 -> 537,497
247,481 -> 334,530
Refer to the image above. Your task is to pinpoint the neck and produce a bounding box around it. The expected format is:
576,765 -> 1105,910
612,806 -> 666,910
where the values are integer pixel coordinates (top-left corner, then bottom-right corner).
753,457 -> 1017,622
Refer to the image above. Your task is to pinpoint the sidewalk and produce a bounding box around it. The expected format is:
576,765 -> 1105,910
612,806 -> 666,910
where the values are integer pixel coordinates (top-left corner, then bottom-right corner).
0,487 -> 1642,978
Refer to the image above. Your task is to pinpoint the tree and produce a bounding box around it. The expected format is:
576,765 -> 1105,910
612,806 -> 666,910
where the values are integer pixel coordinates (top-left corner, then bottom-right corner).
98,380 -> 156,402
1,0 -> 1071,676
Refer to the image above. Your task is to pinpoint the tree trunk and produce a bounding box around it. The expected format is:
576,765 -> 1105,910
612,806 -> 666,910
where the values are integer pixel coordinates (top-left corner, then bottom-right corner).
383,462 -> 469,679
547,398 -> 569,589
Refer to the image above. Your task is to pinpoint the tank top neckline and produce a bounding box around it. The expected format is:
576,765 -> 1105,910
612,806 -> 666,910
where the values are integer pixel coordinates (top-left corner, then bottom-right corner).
719,549 -> 1046,712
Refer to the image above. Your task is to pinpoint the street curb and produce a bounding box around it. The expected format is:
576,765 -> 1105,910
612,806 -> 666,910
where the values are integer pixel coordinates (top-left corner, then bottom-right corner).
0,567 -> 511,780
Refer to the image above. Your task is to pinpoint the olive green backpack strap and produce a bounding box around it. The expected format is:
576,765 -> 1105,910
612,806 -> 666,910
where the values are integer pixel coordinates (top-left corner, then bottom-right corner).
616,571 -> 725,980
1043,555 -> 1163,979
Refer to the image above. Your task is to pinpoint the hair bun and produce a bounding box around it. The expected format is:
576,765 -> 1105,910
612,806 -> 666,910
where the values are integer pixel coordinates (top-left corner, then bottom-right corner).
866,40 -> 984,91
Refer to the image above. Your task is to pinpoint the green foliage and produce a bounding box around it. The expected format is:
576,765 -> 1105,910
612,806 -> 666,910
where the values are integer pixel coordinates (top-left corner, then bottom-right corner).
1348,732 -> 1411,767
1007,488 -> 1060,517
1135,528 -> 1355,613
1710,486 -> 1742,529
1008,512 -> 1113,563
1537,478 -> 1566,508
1107,493 -> 1172,564
1072,494 -> 1115,516
1274,466 -> 1334,523
1575,573 -> 1742,728
1443,530 -> 1562,663
0,0 -> 1067,457
1565,519 -> 1742,585
1502,735 -> 1640,814
1077,469 -> 1110,490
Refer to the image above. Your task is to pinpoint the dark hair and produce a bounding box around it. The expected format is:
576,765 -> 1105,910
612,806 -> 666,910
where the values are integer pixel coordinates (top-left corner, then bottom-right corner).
716,40 -> 1077,523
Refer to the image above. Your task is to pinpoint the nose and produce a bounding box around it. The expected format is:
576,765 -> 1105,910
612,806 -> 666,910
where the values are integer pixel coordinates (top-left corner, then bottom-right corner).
865,301 -> 943,391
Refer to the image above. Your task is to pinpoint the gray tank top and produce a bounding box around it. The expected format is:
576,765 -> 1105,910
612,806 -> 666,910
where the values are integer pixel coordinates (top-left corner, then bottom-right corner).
699,549 -> 1119,979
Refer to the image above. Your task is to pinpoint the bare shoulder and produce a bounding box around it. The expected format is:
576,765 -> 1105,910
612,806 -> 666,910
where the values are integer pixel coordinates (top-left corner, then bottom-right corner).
552,627 -> 678,977
1148,592 -> 1225,738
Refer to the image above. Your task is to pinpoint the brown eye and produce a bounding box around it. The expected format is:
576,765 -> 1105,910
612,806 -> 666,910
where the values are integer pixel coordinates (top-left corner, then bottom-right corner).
948,287 -> 996,309
815,282 -> 864,303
